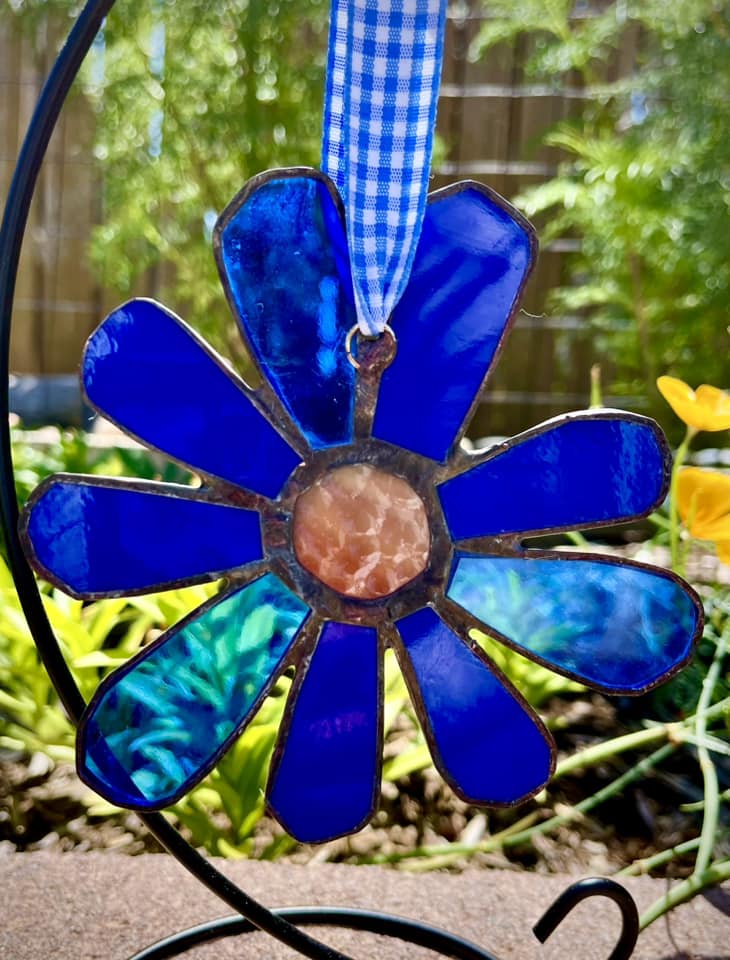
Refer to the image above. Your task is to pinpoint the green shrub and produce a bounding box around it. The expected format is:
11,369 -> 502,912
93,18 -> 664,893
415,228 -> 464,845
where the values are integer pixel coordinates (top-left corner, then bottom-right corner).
473,0 -> 730,419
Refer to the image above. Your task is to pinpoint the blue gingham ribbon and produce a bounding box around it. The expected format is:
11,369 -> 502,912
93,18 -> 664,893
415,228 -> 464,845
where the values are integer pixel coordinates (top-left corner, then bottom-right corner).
322,0 -> 447,337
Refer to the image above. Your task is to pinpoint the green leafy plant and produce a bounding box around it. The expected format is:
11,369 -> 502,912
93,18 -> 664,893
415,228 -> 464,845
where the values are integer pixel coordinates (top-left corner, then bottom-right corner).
90,0 -> 329,363
4,423 -> 191,560
0,559 -> 212,760
3,0 -> 330,363
473,0 -> 730,410
10,423 -> 190,504
0,551 -> 415,855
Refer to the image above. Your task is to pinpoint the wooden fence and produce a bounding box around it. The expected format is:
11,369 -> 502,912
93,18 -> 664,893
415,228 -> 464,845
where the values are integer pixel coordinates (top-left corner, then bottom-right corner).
1,20 -> 101,382
1,4 -> 641,437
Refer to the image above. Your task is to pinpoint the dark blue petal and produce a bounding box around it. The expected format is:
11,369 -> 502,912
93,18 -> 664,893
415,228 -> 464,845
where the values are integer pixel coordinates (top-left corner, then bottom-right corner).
395,606 -> 553,805
448,554 -> 701,693
373,184 -> 535,463
439,414 -> 668,541
216,172 -> 356,449
78,574 -> 309,808
83,299 -> 301,497
23,478 -> 263,597
267,621 -> 380,843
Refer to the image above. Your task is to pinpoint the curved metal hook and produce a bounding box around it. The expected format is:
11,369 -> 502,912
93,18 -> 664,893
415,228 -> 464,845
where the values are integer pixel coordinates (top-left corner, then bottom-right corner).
533,877 -> 639,960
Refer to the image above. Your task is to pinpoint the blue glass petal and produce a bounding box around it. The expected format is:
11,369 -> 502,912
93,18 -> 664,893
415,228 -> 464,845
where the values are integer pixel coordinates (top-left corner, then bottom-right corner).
448,554 -> 700,692
216,173 -> 356,449
24,478 -> 262,597
439,415 -> 668,541
78,574 -> 309,808
373,184 -> 535,463
267,622 -> 379,843
83,299 -> 301,498
396,606 -> 552,805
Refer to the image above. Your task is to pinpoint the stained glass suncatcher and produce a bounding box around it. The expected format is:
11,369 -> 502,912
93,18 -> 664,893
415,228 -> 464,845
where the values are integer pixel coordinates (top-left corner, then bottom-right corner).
21,169 -> 702,844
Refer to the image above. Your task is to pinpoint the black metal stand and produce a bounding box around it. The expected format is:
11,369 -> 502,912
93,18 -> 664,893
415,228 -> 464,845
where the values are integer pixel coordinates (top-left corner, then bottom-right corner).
0,2 -> 639,957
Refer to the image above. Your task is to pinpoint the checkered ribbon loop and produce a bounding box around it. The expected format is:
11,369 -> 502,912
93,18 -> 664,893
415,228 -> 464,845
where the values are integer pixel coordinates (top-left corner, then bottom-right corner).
323,0 -> 447,337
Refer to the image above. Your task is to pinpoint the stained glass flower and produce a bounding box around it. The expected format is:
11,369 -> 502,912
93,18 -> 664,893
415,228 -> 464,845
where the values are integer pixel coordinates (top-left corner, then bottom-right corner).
21,170 -> 702,844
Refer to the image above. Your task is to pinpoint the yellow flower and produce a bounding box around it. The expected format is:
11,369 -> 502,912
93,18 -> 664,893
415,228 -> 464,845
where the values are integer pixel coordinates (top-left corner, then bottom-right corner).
677,467 -> 730,564
657,376 -> 730,432
717,541 -> 730,565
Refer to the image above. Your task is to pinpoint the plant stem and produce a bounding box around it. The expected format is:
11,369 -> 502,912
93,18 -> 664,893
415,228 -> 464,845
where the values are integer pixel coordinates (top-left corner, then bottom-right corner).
590,363 -> 603,408
696,695 -> 730,724
497,743 -> 677,851
362,695 -> 730,869
647,510 -> 671,531
681,787 -> 730,813
669,426 -> 695,573
616,836 -> 702,877
552,723 -> 680,780
639,858 -> 730,930
364,742 -> 677,867
628,253 -> 651,388
692,621 -> 729,878
565,530 -> 589,546
361,811 -> 539,866
633,623 -> 729,928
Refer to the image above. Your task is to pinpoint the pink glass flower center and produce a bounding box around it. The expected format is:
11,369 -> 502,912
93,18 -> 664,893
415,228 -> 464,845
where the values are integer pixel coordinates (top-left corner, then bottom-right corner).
293,463 -> 430,600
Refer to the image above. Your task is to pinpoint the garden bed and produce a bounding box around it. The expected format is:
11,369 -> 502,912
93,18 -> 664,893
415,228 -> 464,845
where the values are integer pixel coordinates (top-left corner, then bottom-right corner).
2,679 -> 726,880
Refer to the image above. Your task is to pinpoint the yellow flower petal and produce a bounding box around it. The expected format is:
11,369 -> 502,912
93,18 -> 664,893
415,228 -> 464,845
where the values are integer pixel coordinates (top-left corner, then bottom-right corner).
694,385 -> 730,431
696,516 -> 730,540
678,467 -> 730,539
657,376 -> 730,431
716,541 -> 730,566
657,376 -> 697,426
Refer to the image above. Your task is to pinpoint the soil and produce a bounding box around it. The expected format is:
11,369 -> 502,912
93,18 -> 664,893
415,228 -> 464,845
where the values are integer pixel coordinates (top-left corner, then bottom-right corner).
2,687 -> 725,876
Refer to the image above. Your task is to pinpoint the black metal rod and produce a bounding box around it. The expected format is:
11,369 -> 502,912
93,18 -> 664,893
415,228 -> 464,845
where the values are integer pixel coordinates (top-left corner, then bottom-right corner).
129,879 -> 640,960
0,4 -> 638,960
128,908 -> 501,960
533,877 -> 639,960
0,0 -> 115,729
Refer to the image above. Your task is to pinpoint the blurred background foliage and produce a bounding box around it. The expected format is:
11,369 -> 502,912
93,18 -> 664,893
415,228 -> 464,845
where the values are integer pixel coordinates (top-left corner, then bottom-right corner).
3,0 -> 727,428
473,0 -> 729,416
6,0 -> 330,362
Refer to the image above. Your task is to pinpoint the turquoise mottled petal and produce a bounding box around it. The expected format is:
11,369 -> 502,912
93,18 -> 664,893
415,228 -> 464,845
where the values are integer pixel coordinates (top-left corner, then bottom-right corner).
78,574 -> 309,808
448,554 -> 700,693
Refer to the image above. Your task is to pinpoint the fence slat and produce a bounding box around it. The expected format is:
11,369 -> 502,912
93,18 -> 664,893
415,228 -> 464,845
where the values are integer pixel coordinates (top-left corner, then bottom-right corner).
2,4 -> 638,434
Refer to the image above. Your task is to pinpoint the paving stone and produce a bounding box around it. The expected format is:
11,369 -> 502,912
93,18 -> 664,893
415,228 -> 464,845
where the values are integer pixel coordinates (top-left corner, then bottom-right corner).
0,851 -> 727,959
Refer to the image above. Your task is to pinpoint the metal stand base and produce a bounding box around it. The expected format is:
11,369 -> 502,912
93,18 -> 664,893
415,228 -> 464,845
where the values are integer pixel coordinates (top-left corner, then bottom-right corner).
126,882 -> 639,960
128,908 -> 504,960
0,3 -> 638,959
126,890 -> 639,960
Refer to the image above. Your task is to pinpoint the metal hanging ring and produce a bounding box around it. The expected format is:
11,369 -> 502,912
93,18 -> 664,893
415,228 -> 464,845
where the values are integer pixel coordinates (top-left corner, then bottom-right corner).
345,322 -> 397,369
